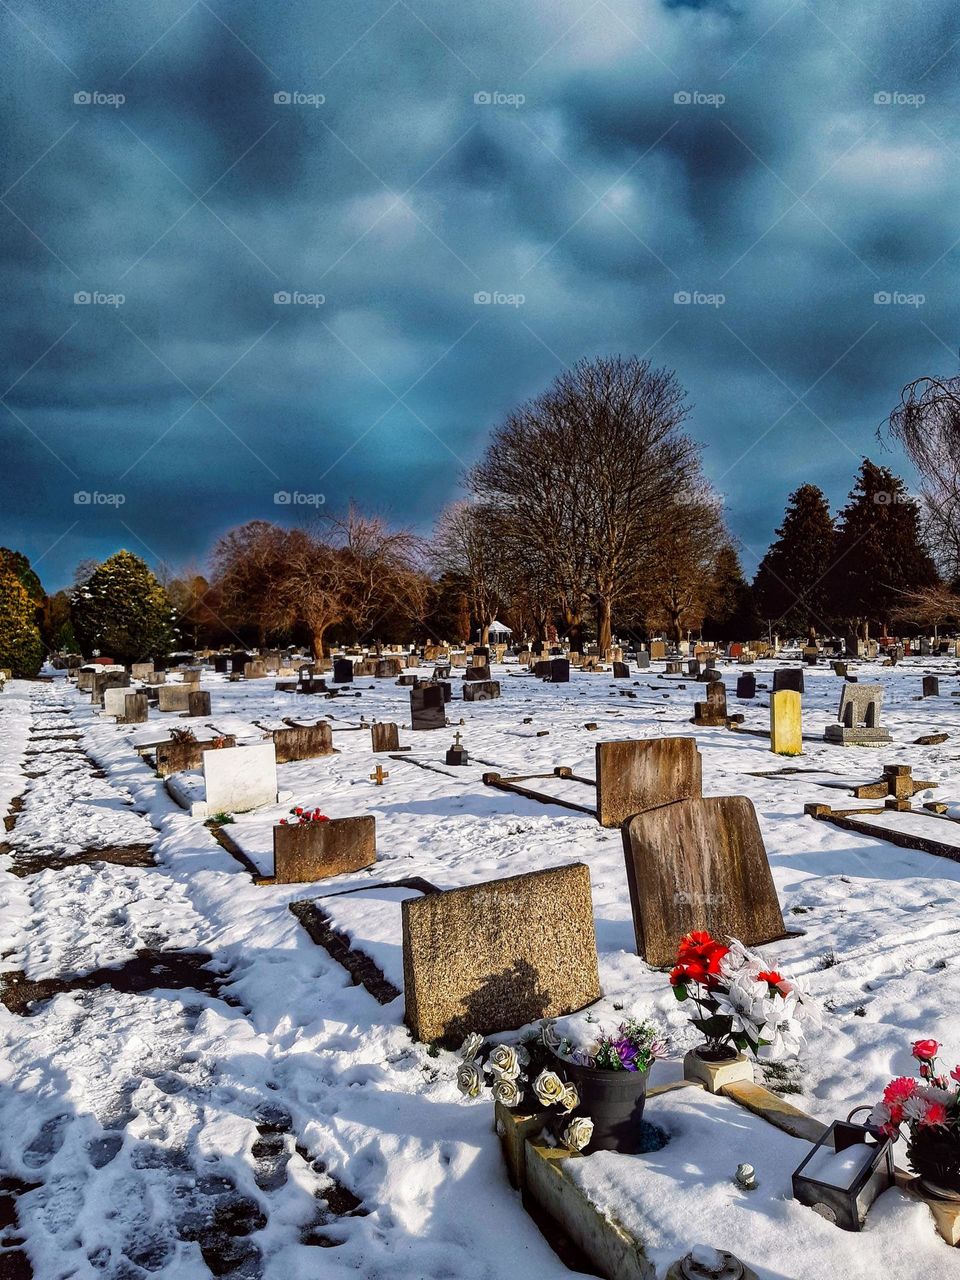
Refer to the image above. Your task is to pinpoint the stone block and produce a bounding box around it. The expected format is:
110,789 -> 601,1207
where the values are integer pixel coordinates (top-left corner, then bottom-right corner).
401,863 -> 601,1045
158,685 -> 192,712
271,815 -> 375,883
682,1050 -> 753,1094
270,721 -> 336,763
462,680 -> 500,702
201,742 -> 279,816
155,734 -> 236,778
622,796 -> 786,966
595,737 -> 702,829
371,722 -> 400,752
770,689 -> 802,756
187,690 -> 211,718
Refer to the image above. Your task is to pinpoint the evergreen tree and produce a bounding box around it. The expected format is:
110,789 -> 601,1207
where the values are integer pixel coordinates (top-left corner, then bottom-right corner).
71,551 -> 176,664
0,566 -> 44,676
0,547 -> 44,606
829,459 -> 938,637
702,543 -> 762,641
753,485 -> 836,637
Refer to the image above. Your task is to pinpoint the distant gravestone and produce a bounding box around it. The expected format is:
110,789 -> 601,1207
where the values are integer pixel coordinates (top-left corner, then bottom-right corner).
244,660 -> 266,680
464,664 -> 491,681
923,675 -> 940,698
371,722 -> 400,753
376,657 -> 403,678
686,659 -> 701,677
845,634 -> 863,659
621,797 -> 786,966
533,660 -> 552,679
824,683 -> 892,746
214,655 -> 229,674
770,689 -> 802,756
119,692 -> 149,724
333,658 -> 354,684
158,685 -> 192,713
463,680 -> 500,702
773,668 -> 804,695
92,671 -> 129,704
146,671 -> 166,685
665,660 -> 682,676
401,863 -> 602,1045
270,721 -> 336,763
595,737 -> 702,829
636,651 -> 650,670
201,742 -> 279,815
650,641 -> 666,660
612,661 -> 630,679
180,668 -> 202,685
550,658 -> 570,683
230,652 -> 249,674
272,815 -> 375,884
693,680 -> 727,727
103,686 -> 131,719
833,661 -> 847,678
187,690 -> 211,717
802,646 -> 819,665
736,673 -> 756,699
131,663 -> 154,681
411,684 -> 445,730
155,734 -> 237,778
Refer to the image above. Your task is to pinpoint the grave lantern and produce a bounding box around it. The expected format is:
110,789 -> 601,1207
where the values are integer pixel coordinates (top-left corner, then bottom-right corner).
791,1112 -> 894,1231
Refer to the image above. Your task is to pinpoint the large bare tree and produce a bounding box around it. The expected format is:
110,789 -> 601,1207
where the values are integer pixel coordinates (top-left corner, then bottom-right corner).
431,502 -> 506,645
470,356 -> 704,652
889,375 -> 960,582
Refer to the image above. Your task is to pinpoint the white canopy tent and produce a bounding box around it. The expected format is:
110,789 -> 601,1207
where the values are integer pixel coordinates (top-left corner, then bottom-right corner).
486,620 -> 513,636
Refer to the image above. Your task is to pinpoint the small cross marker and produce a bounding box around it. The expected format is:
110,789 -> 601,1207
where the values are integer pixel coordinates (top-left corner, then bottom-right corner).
453,730 -> 463,747
370,764 -> 389,785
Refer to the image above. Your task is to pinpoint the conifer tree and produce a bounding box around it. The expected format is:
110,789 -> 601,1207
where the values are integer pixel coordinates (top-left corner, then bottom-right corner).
71,551 -> 175,664
753,485 -> 836,636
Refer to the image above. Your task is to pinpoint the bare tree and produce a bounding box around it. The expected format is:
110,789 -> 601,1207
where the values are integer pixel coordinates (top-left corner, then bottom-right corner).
889,375 -> 960,581
431,502 -> 505,645
334,505 -> 429,650
470,356 -> 703,653
640,491 -> 727,645
890,584 -> 960,638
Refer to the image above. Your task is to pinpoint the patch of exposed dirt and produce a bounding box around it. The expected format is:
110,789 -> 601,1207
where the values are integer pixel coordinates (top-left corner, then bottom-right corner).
288,901 -> 401,1005
0,842 -> 155,877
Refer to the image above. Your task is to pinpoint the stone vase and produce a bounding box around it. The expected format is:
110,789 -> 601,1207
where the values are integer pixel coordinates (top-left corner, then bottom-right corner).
683,1048 -> 754,1094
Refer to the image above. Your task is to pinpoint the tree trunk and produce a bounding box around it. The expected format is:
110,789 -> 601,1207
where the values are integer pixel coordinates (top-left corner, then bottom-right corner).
480,622 -> 490,645
597,597 -> 612,657
311,625 -> 327,658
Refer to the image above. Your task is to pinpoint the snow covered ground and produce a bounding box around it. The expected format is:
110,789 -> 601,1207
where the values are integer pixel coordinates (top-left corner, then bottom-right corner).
3,656 -> 960,1278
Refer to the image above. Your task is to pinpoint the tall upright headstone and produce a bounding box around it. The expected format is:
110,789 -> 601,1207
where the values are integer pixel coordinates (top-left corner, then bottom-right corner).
595,737 -> 702,829
770,689 -> 802,756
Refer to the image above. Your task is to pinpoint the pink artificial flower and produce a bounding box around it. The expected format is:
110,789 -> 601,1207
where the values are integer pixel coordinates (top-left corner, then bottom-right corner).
950,1066 -> 960,1085
912,1039 -> 940,1061
921,1102 -> 949,1128
884,1077 -> 918,1106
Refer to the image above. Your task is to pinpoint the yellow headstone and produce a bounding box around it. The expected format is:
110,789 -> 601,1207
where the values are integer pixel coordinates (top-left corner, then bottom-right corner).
770,689 -> 802,755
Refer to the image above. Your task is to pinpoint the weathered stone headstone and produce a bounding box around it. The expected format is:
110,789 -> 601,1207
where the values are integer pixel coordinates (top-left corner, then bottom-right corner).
833,661 -> 847,678
844,634 -> 863,659
770,689 -> 802,756
824,683 -> 892,746
180,668 -> 202,684
550,658 -> 570,683
650,641 -> 666,660
595,737 -> 702,829
272,815 -> 375,884
187,690 -> 211,717
214,655 -> 229,674
131,663 -> 154,681
371,722 -> 400,753
802,646 -> 819,665
923,675 -> 940,698
411,684 -> 445,730
158,685 -> 192,713
269,721 -> 336,763
117,691 -> 147,724
736,673 -> 756,699
155,734 -> 236,778
376,657 -> 403,678
103,686 -> 132,719
464,663 -> 491,681
666,660 -> 682,676
201,742 -> 279,815
621,797 -> 786,966
146,671 -> 167,685
773,668 -> 804,695
463,680 -> 500,701
401,863 -> 602,1045
92,671 -> 129,704
244,660 -> 266,681
333,658 -> 354,684
612,661 -> 630,679
636,651 -> 650,670
230,652 -> 249,674
693,680 -> 728,727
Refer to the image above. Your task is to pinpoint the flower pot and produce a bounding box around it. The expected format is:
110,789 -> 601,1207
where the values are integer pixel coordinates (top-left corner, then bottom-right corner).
558,1057 -> 650,1153
683,1048 -> 753,1094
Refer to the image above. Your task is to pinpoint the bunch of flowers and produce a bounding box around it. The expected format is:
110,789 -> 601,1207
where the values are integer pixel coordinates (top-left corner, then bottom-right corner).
454,1031 -> 593,1151
545,1016 -> 665,1073
670,931 -> 820,1062
870,1040 -> 960,1191
279,806 -> 330,826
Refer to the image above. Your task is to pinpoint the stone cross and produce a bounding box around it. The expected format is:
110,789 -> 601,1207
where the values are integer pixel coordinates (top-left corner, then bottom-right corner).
453,731 -> 463,748
370,764 -> 390,785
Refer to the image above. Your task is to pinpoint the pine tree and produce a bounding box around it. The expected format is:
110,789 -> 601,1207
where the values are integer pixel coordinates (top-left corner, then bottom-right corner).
0,566 -> 44,676
753,485 -> 836,637
702,543 -> 761,641
829,459 -> 938,637
71,551 -> 175,664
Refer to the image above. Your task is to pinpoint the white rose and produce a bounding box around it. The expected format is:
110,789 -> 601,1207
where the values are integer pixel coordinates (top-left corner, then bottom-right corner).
533,1069 -> 566,1108
487,1044 -> 521,1079
559,1083 -> 580,1114
563,1116 -> 594,1152
456,1060 -> 484,1098
541,1019 -> 561,1050
491,1076 -> 522,1107
458,1032 -> 484,1062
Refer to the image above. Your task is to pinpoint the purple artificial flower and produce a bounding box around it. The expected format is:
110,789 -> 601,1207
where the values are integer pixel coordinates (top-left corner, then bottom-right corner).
612,1038 -> 639,1071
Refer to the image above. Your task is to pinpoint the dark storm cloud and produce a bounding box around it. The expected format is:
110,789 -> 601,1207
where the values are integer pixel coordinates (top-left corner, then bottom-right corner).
1,0 -> 959,589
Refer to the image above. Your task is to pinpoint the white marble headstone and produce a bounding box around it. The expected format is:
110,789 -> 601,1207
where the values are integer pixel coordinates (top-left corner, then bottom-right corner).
103,687 -> 130,719
201,742 -> 279,816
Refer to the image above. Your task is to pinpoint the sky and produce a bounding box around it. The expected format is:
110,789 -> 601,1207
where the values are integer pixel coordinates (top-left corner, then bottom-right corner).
1,0 -> 958,592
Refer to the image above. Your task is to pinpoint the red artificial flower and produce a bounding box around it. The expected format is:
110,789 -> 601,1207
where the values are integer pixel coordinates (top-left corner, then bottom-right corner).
912,1039 -> 940,1061
294,807 -> 304,816
921,1102 -> 949,1128
950,1066 -> 960,1085
884,1077 -> 918,1106
757,970 -> 784,986
279,818 -> 288,825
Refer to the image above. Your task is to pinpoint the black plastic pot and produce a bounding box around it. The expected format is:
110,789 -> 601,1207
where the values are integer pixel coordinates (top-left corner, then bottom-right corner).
558,1057 -> 651,1153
